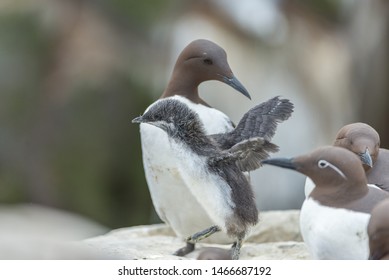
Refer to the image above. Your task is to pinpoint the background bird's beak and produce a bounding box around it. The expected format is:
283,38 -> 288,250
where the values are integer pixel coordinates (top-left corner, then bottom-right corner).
261,157 -> 297,170
132,116 -> 143,123
220,74 -> 251,99
360,148 -> 373,168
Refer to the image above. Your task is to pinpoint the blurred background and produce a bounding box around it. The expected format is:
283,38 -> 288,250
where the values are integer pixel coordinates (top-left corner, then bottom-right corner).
0,0 -> 388,250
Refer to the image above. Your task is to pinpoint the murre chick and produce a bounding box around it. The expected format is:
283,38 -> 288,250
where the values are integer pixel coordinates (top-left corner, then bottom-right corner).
133,96 -> 294,259
262,146 -> 389,259
139,39 -> 250,245
367,198 -> 389,260
305,122 -> 389,196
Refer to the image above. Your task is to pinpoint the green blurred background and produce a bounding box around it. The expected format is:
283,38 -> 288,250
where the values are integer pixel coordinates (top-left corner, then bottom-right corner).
0,0 -> 388,230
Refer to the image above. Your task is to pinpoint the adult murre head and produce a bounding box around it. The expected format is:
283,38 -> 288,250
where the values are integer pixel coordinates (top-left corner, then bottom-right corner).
162,39 -> 250,105
333,123 -> 380,171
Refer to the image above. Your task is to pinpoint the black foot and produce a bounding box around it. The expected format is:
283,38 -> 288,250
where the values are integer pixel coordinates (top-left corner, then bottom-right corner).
173,242 -> 195,257
188,225 -> 221,243
174,225 -> 221,257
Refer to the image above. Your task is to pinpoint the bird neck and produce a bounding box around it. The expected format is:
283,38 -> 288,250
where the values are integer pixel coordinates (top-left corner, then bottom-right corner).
311,182 -> 368,207
162,70 -> 209,107
172,122 -> 215,156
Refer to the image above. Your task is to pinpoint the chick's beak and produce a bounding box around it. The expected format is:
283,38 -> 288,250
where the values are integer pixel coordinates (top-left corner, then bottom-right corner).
132,116 -> 143,123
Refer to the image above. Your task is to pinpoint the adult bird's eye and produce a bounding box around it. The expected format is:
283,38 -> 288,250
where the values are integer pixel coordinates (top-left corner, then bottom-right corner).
318,160 -> 328,168
203,58 -> 213,65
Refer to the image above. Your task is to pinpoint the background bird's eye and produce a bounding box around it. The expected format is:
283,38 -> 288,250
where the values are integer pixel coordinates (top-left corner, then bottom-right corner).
203,58 -> 213,65
318,160 -> 328,168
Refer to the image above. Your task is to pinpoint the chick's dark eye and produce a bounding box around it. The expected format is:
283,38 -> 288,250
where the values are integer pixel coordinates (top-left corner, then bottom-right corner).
203,58 -> 213,65
153,114 -> 161,120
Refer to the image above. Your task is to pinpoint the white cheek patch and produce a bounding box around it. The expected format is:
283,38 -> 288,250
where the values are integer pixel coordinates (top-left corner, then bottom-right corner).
152,120 -> 166,129
152,120 -> 174,129
318,160 -> 347,180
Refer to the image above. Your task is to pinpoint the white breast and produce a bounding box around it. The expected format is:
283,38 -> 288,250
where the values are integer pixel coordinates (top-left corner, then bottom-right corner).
169,142 -> 236,233
139,96 -> 234,243
304,177 -> 315,197
300,198 -> 370,259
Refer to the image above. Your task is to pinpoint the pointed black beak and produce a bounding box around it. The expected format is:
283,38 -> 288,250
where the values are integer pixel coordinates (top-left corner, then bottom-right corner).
360,148 -> 373,168
221,75 -> 251,99
261,157 -> 297,170
132,116 -> 143,124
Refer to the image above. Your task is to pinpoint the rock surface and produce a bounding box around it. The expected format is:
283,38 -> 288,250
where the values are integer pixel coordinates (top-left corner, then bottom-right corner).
0,203 -> 109,259
84,210 -> 310,260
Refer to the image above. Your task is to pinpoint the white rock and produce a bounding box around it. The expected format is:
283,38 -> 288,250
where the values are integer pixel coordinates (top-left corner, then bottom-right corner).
84,210 -> 309,259
0,203 -> 108,259
247,210 -> 303,243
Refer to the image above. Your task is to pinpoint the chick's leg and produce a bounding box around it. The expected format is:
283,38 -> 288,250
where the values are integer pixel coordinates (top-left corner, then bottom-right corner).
173,225 -> 221,256
231,236 -> 243,260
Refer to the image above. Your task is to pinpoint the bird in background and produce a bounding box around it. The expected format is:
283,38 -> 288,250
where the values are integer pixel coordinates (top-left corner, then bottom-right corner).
133,96 -> 294,259
305,122 -> 389,196
367,198 -> 389,260
333,123 -> 389,192
138,39 -> 251,245
262,146 -> 389,259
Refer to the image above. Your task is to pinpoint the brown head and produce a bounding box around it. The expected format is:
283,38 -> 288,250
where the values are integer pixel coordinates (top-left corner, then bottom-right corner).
262,146 -> 369,205
333,123 -> 380,171
368,199 -> 389,260
162,39 -> 250,105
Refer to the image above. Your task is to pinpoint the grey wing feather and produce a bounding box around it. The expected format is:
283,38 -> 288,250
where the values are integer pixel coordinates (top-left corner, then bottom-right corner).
211,96 -> 294,150
210,137 -> 279,172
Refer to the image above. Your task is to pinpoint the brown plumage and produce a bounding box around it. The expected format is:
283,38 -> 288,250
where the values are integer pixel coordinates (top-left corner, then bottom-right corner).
368,199 -> 389,260
263,146 -> 389,259
162,39 -> 250,104
334,122 -> 389,192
